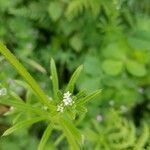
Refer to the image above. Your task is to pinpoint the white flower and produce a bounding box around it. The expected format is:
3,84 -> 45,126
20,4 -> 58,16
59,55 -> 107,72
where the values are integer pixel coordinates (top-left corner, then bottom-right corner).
0,88 -> 7,96
63,91 -> 74,106
96,114 -> 103,123
57,104 -> 64,112
63,97 -> 73,106
56,91 -> 74,112
63,91 -> 71,99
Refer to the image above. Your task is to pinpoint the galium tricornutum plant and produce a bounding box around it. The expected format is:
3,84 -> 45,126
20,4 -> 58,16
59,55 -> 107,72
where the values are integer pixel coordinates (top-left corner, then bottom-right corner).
0,42 -> 101,150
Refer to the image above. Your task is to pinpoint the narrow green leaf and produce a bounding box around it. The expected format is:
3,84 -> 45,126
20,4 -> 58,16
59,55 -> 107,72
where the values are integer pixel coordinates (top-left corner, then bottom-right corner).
57,90 -> 63,100
0,97 -> 51,118
76,90 -> 86,99
66,65 -> 83,93
50,58 -> 59,100
38,124 -> 53,150
25,58 -> 47,74
76,106 -> 87,114
54,134 -> 65,146
0,43 -> 54,110
77,89 -> 102,105
59,118 -> 81,150
12,113 -> 22,124
10,91 -> 25,103
2,117 -> 46,136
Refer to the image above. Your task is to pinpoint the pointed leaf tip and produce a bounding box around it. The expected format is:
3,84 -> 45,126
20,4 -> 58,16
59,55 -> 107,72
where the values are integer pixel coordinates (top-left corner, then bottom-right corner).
66,65 -> 83,93
50,58 -> 54,64
2,117 -> 46,137
50,58 -> 59,100
77,89 -> 102,105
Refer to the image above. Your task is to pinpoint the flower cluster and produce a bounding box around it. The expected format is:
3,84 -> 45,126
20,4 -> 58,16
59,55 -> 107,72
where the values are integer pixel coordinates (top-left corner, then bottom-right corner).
0,88 -> 7,96
57,104 -> 64,112
63,91 -> 74,106
57,91 -> 74,113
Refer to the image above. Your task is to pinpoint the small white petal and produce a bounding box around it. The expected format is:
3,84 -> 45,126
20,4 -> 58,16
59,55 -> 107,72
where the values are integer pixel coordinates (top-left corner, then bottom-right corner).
63,97 -> 73,106
63,91 -> 71,98
96,114 -> 103,122
57,104 -> 64,112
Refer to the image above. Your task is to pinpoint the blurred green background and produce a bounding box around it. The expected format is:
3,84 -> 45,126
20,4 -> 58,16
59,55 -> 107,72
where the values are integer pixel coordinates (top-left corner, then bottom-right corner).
0,0 -> 150,149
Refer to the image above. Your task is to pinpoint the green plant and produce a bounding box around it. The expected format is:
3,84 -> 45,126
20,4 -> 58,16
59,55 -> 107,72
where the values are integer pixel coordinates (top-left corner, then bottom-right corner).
0,0 -> 150,149
85,108 -> 150,150
0,43 -> 101,150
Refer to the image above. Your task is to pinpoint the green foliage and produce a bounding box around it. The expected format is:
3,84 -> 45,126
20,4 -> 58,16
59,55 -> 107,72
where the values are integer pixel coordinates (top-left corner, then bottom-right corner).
66,0 -> 101,19
85,109 -> 150,150
0,131 -> 38,150
0,44 -> 100,149
60,118 -> 81,150
0,0 -> 150,149
38,124 -> 53,150
2,117 -> 46,137
0,43 -> 54,110
50,58 -> 59,100
48,1 -> 63,21
126,60 -> 147,77
66,65 -> 83,93
102,59 -> 123,76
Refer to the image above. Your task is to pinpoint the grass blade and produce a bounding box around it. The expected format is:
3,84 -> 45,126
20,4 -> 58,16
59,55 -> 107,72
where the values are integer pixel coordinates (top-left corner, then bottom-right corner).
50,58 -> 59,100
2,117 -> 46,136
38,124 -> 53,150
66,65 -> 83,93
0,43 -> 53,110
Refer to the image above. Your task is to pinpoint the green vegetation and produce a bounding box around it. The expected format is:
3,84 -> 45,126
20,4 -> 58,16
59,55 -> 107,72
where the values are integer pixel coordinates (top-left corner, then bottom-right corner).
0,0 -> 150,149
